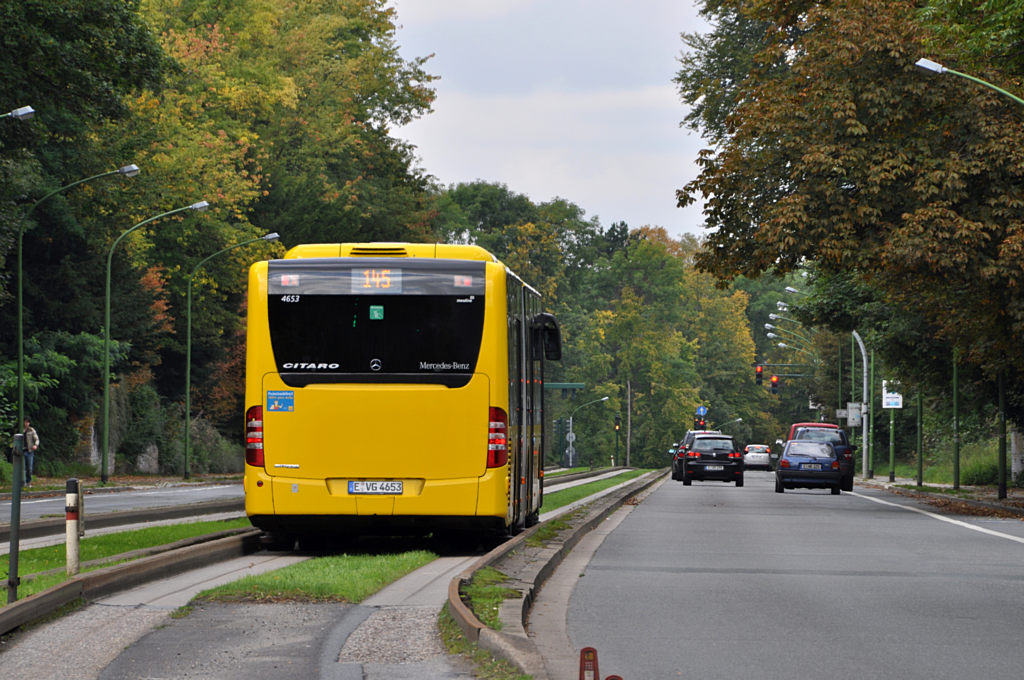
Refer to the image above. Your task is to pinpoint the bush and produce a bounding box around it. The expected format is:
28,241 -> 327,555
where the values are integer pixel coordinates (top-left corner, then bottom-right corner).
960,455 -> 1000,486
187,417 -> 243,474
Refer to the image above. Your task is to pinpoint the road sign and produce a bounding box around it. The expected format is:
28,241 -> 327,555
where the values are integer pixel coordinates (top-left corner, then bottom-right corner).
882,380 -> 903,409
696,405 -> 708,417
847,402 -> 862,426
566,432 -> 576,443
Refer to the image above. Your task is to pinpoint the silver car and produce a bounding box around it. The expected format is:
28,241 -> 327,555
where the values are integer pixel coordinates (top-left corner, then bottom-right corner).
743,444 -> 772,470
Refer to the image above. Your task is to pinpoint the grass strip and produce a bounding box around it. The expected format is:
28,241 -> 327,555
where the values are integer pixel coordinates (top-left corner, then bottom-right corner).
439,606 -> 530,680
460,566 -> 520,630
541,469 -> 648,511
195,550 -> 437,603
2,518 -> 252,601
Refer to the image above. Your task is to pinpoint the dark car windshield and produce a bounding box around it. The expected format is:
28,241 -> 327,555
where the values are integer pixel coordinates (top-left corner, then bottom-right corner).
692,437 -> 734,452
785,442 -> 835,457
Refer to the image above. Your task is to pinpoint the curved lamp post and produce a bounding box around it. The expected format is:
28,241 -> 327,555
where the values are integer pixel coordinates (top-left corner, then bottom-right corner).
184,232 -> 280,478
917,57 -> 1021,496
102,200 -> 209,482
1,105 -> 34,120
16,164 -> 140,437
765,323 -> 812,344
777,342 -> 817,360
567,396 -> 609,467
915,58 -> 1024,107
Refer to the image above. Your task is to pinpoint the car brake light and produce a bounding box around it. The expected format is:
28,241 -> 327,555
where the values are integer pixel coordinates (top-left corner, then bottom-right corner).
779,459 -> 790,469
729,451 -> 742,459
832,460 -> 840,469
488,407 -> 508,468
245,405 -> 264,468
687,450 -> 700,458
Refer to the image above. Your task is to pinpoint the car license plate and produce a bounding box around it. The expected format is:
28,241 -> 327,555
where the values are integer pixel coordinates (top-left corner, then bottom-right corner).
705,465 -> 724,471
803,464 -> 822,471
349,480 -> 403,495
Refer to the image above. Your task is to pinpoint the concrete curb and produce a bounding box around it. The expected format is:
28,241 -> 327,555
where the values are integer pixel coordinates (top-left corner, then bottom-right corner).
0,528 -> 261,637
445,469 -> 666,678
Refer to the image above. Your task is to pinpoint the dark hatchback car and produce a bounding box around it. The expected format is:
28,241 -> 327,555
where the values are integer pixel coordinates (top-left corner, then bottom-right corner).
671,430 -> 721,480
775,440 -> 842,495
792,426 -> 855,491
680,433 -> 744,487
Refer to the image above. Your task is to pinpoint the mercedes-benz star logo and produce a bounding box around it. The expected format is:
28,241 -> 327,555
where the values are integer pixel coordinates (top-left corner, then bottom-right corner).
370,358 -> 382,371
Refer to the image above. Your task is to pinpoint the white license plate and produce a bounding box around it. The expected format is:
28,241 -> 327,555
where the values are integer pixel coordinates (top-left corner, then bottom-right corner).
349,480 -> 403,495
705,465 -> 724,471
803,464 -> 822,471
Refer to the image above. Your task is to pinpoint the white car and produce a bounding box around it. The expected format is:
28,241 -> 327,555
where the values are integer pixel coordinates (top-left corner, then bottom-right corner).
743,444 -> 772,470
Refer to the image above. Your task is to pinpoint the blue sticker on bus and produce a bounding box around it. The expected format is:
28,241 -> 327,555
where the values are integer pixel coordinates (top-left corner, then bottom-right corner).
267,390 -> 295,412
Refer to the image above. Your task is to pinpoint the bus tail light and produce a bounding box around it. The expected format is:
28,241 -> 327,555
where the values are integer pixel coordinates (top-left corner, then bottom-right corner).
488,407 -> 508,468
245,405 -> 265,468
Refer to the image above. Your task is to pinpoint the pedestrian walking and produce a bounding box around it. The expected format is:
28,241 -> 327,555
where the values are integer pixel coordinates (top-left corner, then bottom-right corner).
23,417 -> 39,485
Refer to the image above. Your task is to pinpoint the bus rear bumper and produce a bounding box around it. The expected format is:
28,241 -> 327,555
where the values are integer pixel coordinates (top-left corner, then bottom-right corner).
244,467 -> 509,522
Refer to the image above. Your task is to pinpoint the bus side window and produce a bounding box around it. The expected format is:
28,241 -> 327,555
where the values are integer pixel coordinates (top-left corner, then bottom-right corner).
531,313 -> 562,361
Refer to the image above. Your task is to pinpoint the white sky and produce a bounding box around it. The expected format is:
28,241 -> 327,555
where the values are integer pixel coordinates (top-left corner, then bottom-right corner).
390,1 -> 711,239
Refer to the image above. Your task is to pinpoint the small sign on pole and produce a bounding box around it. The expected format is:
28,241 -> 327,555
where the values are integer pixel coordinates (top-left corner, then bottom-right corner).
882,380 -> 903,409
847,402 -> 862,426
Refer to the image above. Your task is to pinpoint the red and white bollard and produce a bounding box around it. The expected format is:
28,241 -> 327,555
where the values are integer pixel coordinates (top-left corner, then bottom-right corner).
66,478 -> 81,575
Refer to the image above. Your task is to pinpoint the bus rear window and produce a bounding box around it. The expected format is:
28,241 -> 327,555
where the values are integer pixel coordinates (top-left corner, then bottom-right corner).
266,259 -> 486,387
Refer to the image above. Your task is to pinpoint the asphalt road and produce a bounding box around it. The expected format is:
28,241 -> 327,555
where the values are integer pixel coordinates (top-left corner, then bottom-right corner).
566,470 -> 1024,680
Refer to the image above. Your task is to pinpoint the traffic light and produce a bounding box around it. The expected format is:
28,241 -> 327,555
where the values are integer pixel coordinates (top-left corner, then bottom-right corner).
693,416 -> 706,428
614,414 -> 621,431
770,374 -> 780,394
755,364 -> 763,385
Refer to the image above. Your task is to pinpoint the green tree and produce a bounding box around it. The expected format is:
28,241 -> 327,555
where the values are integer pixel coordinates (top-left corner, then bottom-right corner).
676,0 -> 1024,424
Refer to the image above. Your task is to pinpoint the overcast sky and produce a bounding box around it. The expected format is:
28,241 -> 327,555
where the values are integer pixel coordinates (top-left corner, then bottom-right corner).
390,1 -> 711,239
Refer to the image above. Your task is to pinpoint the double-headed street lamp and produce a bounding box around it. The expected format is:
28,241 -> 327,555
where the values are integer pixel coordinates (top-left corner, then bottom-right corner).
184,232 -> 280,478
15,164 -> 140,437
102,200 -> 209,482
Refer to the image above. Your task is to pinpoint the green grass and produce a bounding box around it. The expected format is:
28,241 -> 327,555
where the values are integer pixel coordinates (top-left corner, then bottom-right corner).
2,518 -> 253,601
542,469 -> 648,511
195,550 -> 437,603
868,439 -> 1007,486
459,566 -> 521,630
439,607 -> 530,680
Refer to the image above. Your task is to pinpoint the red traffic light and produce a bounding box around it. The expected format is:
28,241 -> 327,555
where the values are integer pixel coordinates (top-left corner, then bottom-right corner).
755,364 -> 763,385
770,374 -> 779,384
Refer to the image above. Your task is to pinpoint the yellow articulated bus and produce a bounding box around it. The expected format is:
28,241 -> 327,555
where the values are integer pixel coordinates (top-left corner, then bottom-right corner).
244,242 -> 562,543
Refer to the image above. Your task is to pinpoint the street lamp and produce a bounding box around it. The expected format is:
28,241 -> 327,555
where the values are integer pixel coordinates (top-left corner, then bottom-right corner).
765,323 -> 812,343
778,342 -> 817,360
567,396 -> 609,467
184,232 -> 280,478
15,164 -> 141,442
1,105 -> 34,120
768,312 -> 800,325
915,58 -> 1024,107
102,200 -> 209,482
